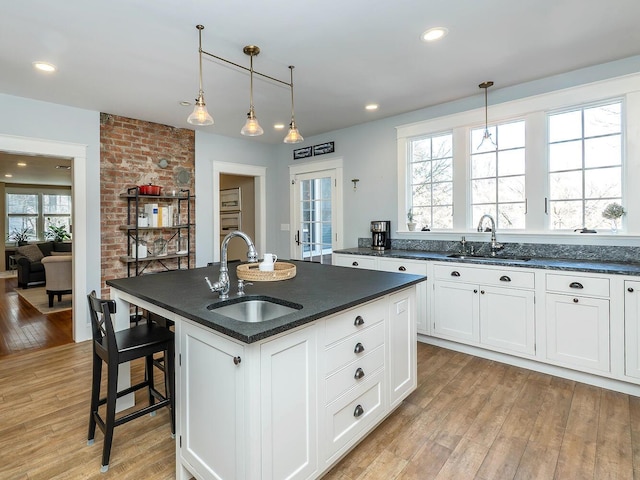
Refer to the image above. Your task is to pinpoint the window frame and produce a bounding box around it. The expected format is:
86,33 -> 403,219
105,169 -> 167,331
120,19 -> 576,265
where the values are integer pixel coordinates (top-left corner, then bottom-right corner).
6,186 -> 72,242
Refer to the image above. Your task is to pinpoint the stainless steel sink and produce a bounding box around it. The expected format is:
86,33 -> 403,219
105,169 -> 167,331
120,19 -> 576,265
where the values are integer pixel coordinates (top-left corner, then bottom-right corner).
207,296 -> 302,323
447,253 -> 531,263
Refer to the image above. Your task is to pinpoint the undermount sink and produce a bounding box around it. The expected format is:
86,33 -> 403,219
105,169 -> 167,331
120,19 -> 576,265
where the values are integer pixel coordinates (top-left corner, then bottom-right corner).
207,296 -> 302,323
447,253 -> 531,263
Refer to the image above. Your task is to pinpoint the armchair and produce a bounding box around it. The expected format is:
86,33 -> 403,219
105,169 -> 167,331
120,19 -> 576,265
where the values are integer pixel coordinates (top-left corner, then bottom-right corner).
42,255 -> 72,307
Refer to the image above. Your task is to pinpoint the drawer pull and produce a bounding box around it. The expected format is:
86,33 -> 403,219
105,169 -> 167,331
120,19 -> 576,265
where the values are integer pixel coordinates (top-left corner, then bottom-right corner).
573,298 -> 579,303
569,282 -> 584,289
353,404 -> 365,418
399,266 -> 407,272
352,261 -> 359,267
451,271 -> 461,277
628,287 -> 635,293
354,342 -> 365,354
500,275 -> 511,282
354,316 -> 365,327
233,356 -> 241,365
354,367 -> 365,380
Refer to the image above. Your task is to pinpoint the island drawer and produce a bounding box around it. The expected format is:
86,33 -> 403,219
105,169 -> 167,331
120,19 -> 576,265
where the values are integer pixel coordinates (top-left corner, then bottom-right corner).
325,370 -> 385,460
333,254 -> 377,270
434,263 -> 534,289
324,298 -> 385,346
325,345 -> 384,404
546,273 -> 610,297
324,322 -> 385,375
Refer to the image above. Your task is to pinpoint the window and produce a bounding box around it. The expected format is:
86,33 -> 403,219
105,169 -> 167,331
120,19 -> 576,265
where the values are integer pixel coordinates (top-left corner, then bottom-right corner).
548,101 -> 622,230
408,132 -> 453,229
470,120 -> 526,229
6,189 -> 71,241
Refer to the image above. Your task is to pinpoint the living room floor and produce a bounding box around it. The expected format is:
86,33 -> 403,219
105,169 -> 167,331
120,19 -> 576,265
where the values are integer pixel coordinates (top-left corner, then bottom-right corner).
0,274 -> 72,357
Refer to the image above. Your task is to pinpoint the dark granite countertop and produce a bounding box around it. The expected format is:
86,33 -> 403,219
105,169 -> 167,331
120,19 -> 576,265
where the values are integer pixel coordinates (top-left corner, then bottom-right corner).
106,260 -> 425,344
335,247 -> 640,276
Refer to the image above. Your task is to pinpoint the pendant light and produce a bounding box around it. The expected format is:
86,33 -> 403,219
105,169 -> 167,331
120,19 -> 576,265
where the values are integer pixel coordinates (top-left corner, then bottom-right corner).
187,25 -> 214,126
240,45 -> 264,136
283,65 -> 304,144
477,81 -> 497,150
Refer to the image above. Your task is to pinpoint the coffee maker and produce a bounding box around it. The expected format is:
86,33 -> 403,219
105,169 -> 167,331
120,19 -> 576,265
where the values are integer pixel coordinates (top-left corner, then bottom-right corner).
371,221 -> 391,250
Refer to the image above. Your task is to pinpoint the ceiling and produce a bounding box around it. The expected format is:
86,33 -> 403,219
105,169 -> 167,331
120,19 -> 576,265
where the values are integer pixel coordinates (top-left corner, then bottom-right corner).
2,0 -> 640,149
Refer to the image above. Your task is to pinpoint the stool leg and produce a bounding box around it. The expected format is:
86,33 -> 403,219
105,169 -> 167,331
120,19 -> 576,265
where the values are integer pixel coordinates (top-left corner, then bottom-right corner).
101,360 -> 119,472
167,342 -> 176,436
87,353 -> 102,444
146,355 -> 155,409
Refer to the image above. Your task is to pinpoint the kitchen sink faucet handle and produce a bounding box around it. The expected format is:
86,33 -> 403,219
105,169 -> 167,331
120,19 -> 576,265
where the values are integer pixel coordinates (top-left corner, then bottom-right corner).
237,279 -> 253,296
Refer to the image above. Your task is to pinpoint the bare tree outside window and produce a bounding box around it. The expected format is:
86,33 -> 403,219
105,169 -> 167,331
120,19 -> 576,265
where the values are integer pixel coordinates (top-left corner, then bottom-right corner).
548,101 -> 622,230
408,133 -> 453,229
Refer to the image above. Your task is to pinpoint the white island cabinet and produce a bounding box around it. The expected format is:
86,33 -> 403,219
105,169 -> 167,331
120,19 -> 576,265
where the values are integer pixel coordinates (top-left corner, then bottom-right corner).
175,287 -> 416,480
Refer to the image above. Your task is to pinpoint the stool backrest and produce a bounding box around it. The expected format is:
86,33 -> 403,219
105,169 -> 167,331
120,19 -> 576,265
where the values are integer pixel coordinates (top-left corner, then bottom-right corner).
87,290 -> 118,353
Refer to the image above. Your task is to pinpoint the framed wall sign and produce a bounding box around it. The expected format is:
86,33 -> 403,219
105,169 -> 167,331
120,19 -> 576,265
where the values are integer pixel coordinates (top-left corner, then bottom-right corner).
293,146 -> 313,160
313,141 -> 334,156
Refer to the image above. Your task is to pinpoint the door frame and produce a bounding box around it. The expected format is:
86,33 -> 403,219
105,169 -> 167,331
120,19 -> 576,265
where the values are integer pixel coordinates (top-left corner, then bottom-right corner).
289,157 -> 344,259
213,161 -> 266,262
0,133 -> 88,342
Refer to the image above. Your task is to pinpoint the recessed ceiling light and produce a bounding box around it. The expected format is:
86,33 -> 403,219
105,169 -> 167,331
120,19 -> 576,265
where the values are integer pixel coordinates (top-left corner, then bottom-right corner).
421,27 -> 448,42
180,101 -> 192,106
32,61 -> 57,73
274,124 -> 285,130
17,162 -> 27,167
5,174 -> 12,178
365,104 -> 379,111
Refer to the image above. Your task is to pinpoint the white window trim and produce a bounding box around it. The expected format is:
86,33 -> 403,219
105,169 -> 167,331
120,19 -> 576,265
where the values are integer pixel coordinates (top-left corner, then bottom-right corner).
396,73 -> 640,244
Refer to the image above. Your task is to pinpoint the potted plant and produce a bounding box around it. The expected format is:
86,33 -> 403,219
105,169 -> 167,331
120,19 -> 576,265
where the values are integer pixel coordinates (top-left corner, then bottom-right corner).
602,202 -> 625,233
7,226 -> 34,246
407,209 -> 417,231
46,224 -> 71,242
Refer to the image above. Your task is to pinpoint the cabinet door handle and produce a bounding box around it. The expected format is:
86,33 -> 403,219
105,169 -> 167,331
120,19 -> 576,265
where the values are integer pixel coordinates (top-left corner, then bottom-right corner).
500,275 -> 511,282
474,289 -> 478,294
353,404 -> 365,418
573,298 -> 579,303
451,271 -> 461,277
354,367 -> 365,380
354,316 -> 365,327
354,342 -> 365,354
628,287 -> 635,293
233,356 -> 241,365
480,290 -> 485,294
569,282 -> 584,289
352,261 -> 359,267
399,266 -> 407,272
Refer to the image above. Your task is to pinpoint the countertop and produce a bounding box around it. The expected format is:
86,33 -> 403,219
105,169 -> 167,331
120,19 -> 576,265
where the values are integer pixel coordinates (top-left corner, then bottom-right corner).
106,260 -> 426,344
334,247 -> 640,276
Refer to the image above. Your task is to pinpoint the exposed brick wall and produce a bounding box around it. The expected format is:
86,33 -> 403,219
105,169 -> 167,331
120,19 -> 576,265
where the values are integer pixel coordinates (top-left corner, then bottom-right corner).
100,114 -> 195,297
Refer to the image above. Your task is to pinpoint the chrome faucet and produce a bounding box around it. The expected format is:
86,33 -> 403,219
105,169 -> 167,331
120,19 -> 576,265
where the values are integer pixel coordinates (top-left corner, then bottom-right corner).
205,230 -> 259,299
476,214 -> 503,256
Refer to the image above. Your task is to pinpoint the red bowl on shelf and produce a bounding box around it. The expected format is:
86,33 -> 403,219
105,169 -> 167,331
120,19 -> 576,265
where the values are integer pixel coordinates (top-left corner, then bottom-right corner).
139,184 -> 162,195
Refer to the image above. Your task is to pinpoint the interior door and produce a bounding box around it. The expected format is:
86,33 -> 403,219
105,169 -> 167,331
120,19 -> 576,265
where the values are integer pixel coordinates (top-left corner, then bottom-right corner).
292,170 -> 336,263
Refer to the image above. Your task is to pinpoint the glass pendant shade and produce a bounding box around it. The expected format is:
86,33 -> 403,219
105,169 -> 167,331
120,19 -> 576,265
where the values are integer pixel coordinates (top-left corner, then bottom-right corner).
284,121 -> 303,144
187,93 -> 214,126
241,109 -> 263,136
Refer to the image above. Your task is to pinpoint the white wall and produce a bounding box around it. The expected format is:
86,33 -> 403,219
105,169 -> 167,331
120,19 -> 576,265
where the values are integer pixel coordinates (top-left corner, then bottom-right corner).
0,93 -> 101,342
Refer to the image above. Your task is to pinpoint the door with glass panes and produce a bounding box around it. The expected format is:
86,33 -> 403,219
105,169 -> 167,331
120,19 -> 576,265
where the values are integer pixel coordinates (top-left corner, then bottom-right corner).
292,170 -> 336,263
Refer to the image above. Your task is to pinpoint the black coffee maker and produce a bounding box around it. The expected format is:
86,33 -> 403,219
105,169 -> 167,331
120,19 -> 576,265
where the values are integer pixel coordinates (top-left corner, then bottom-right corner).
371,221 -> 391,250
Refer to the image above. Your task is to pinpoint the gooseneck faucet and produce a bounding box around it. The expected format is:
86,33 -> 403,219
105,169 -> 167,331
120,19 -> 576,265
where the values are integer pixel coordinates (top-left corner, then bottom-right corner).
205,230 -> 259,299
476,214 -> 503,256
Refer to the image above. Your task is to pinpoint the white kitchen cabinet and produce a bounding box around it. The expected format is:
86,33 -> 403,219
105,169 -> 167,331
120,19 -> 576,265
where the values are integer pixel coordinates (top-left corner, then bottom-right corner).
387,288 -> 417,408
179,319 -> 246,480
624,280 -> 640,379
332,254 -> 377,270
432,263 -> 536,356
260,325 -> 318,480
545,273 -> 610,373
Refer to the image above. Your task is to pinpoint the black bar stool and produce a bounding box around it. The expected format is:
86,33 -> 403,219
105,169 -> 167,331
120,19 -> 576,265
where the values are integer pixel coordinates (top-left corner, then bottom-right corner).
86,291 -> 175,472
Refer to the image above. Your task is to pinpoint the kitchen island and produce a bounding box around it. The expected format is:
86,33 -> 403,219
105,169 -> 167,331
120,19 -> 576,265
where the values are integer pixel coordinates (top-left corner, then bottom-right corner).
107,260 -> 425,480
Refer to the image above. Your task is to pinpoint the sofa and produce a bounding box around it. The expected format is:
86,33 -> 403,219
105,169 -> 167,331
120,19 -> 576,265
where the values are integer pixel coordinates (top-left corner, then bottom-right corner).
14,241 -> 72,288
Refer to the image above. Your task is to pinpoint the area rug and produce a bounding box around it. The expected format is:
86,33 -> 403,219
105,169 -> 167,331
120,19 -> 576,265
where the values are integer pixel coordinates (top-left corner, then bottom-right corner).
15,286 -> 72,314
0,270 -> 17,279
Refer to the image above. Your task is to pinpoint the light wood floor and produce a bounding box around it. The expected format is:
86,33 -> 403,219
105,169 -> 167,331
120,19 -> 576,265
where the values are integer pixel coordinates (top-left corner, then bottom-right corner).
1,340 -> 639,479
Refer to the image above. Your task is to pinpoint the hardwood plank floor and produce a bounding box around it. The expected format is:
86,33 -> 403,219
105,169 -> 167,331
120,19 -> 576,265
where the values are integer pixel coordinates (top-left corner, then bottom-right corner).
0,276 -> 73,357
1,338 -> 639,479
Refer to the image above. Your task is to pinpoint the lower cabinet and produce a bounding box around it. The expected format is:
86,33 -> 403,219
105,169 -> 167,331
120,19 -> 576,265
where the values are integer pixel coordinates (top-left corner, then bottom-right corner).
545,273 -> 611,373
432,263 -> 536,356
625,280 -> 640,379
177,287 -> 417,480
